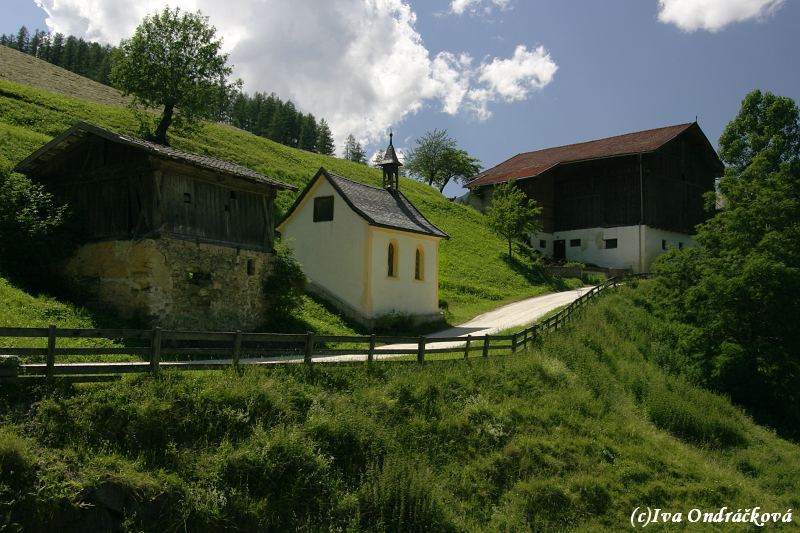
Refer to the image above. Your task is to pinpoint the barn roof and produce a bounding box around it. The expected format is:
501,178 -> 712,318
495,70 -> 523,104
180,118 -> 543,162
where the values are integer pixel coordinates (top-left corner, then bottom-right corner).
280,168 -> 448,239
467,122 -> 707,188
14,121 -> 296,191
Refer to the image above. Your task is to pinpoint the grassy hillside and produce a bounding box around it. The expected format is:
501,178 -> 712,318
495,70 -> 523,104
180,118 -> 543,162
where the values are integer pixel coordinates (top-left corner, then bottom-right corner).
1,283 -> 797,531
0,50 -> 572,332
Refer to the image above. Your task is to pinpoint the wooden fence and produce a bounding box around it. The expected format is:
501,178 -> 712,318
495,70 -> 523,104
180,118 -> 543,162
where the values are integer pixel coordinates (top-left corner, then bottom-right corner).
0,276 -> 647,384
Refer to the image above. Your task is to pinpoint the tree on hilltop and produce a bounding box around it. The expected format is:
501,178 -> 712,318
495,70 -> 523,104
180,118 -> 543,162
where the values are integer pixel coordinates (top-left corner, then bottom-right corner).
316,119 -> 335,156
405,129 -> 481,192
343,134 -> 366,164
111,7 -> 240,145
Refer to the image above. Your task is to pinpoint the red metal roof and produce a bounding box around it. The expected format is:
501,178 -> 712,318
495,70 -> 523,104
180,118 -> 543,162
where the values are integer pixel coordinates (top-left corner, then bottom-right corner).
467,123 -> 696,187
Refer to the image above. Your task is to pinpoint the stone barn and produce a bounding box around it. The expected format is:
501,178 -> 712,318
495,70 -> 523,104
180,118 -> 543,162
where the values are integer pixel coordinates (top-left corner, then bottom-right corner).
14,121 -> 296,330
467,122 -> 724,272
278,135 -> 448,329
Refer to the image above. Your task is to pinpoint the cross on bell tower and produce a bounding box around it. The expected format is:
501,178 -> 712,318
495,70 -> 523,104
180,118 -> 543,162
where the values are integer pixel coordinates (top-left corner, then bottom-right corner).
379,131 -> 402,191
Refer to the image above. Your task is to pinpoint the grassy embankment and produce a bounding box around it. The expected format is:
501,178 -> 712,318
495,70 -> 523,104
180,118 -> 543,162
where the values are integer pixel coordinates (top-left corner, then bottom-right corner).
0,45 -> 576,341
1,282 -> 798,531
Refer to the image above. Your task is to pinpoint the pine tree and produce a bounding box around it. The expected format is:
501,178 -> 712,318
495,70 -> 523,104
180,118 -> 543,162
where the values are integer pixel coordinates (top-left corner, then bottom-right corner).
298,113 -> 318,152
343,134 -> 366,164
316,119 -> 335,155
15,26 -> 29,52
49,33 -> 64,65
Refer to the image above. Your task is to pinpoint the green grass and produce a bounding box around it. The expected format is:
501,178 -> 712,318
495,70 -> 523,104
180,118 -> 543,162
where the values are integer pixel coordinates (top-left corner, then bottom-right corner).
1,283 -> 798,531
0,57 -> 571,332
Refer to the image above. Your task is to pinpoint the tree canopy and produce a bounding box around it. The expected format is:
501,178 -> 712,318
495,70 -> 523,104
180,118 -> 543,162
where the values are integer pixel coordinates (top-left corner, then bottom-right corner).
110,7 -> 239,145
486,181 -> 541,259
651,89 -> 800,435
404,129 -> 481,193
343,134 -> 366,164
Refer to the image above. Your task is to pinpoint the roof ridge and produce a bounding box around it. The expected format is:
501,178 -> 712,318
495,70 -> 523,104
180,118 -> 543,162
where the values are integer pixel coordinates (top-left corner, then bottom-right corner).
516,122 -> 695,157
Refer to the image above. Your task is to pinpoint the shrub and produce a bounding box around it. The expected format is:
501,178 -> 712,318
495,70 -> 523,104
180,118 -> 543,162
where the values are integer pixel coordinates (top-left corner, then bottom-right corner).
263,240 -> 306,319
0,169 -> 77,287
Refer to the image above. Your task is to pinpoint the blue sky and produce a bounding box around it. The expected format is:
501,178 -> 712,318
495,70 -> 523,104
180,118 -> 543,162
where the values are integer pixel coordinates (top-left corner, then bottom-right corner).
2,0 -> 798,196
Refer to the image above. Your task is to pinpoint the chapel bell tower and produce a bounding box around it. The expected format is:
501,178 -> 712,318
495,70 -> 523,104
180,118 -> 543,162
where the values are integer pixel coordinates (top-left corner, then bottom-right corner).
379,131 -> 401,191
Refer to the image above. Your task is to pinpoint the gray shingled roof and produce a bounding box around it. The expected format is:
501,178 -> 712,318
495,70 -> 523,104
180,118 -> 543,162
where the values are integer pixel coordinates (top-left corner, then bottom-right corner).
15,121 -> 296,191
281,168 -> 448,239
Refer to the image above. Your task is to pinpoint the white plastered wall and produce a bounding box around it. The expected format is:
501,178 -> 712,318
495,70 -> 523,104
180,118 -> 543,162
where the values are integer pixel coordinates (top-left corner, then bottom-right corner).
278,177 -> 370,315
369,228 -> 440,318
534,225 -> 694,273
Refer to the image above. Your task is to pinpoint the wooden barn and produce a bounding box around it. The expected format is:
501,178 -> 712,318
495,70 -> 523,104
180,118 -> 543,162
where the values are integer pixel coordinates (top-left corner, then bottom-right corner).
466,122 -> 724,272
14,121 -> 296,330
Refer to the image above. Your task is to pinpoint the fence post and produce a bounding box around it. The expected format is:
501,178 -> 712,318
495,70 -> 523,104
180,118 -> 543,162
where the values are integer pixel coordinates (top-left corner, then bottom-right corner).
46,324 -> 56,384
232,330 -> 242,372
463,335 -> 471,360
417,336 -> 425,364
367,334 -> 376,364
150,326 -> 162,376
511,333 -> 518,353
482,335 -> 490,358
304,332 -> 314,365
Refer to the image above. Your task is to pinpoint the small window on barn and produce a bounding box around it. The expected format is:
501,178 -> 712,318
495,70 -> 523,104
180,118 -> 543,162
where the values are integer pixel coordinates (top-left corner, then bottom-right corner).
662,239 -> 667,250
678,242 -> 684,250
230,190 -> 237,201
415,246 -> 425,281
539,240 -> 547,249
313,196 -> 334,222
570,238 -> 581,247
247,259 -> 255,276
183,192 -> 192,204
388,241 -> 398,278
604,238 -> 618,249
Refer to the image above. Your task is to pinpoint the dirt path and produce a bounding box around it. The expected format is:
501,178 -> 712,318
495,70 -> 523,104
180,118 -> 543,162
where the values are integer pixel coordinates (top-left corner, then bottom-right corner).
208,286 -> 594,365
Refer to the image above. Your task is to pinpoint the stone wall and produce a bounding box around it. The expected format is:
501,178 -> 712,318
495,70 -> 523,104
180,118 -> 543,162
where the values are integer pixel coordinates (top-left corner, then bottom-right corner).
62,238 -> 272,331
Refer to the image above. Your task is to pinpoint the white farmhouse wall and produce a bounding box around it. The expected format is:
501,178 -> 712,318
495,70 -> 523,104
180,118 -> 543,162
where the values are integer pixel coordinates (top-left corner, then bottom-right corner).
534,225 -> 694,273
369,228 -> 440,317
279,178 -> 370,315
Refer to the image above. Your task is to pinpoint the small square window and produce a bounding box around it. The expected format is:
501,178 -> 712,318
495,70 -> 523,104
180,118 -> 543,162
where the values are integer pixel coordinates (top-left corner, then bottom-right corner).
604,238 -> 618,249
313,196 -> 334,222
539,239 -> 547,249
230,190 -> 237,200
678,242 -> 684,250
661,239 -> 667,250
183,192 -> 192,204
569,238 -> 581,247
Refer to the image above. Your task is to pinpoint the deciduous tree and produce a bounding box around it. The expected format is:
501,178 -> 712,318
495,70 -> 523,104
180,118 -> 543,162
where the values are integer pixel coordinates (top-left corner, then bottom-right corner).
110,7 -> 239,145
486,181 -> 541,259
652,90 -> 800,434
405,129 -> 481,192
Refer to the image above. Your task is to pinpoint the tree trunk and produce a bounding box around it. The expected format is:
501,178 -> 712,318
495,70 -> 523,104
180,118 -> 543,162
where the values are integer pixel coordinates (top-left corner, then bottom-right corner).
153,102 -> 174,145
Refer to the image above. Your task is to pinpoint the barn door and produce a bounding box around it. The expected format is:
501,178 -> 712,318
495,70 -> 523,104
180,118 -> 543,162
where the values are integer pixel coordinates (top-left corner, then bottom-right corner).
553,239 -> 566,260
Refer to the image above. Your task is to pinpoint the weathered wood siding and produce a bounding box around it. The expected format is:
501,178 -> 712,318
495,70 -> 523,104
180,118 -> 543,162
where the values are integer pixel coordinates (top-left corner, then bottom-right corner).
642,132 -> 717,234
29,137 -> 275,250
156,169 -> 273,249
520,128 -> 718,234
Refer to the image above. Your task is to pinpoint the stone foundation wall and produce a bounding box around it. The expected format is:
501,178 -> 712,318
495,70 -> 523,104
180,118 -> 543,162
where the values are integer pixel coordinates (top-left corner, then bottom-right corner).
63,238 -> 272,331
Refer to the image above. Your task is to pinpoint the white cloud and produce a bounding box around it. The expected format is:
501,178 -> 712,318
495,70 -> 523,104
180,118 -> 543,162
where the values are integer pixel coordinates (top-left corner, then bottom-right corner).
657,0 -> 784,32
450,0 -> 512,16
34,0 -> 555,150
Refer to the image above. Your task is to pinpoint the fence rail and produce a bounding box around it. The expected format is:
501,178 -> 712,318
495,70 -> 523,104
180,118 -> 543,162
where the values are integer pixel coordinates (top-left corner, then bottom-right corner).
0,275 -> 650,383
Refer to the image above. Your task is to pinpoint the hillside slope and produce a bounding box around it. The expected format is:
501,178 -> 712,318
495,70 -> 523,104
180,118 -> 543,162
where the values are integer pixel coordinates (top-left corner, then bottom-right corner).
1,284 -> 797,531
0,50 -> 571,329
